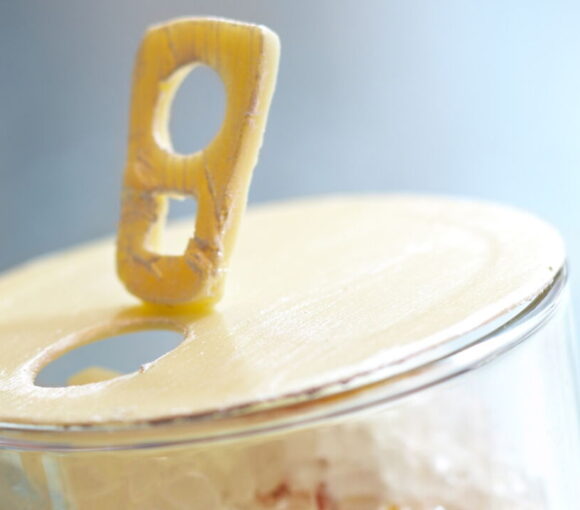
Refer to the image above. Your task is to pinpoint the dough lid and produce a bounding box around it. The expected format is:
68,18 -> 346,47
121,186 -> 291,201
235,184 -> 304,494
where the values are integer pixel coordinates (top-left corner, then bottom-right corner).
0,195 -> 565,426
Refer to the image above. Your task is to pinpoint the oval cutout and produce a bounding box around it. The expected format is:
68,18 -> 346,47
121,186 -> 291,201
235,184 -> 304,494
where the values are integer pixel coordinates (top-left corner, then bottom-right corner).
35,329 -> 184,387
169,65 -> 225,155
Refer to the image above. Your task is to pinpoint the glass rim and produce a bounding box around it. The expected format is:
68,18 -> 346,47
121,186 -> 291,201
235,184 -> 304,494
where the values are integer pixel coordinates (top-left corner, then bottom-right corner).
0,267 -> 567,452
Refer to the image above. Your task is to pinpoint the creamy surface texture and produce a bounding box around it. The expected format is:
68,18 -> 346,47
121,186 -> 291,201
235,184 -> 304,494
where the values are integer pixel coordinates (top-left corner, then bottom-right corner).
0,195 -> 565,425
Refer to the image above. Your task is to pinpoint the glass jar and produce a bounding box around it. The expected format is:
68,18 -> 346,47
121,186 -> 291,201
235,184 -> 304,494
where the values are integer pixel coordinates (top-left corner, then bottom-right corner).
0,268 -> 577,510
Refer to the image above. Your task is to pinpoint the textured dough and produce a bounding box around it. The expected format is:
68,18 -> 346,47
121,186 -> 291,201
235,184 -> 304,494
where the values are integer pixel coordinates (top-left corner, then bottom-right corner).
0,195 -> 565,425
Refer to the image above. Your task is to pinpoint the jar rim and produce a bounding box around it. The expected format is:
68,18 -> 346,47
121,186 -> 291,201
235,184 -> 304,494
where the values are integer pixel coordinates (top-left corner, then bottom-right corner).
0,267 -> 567,452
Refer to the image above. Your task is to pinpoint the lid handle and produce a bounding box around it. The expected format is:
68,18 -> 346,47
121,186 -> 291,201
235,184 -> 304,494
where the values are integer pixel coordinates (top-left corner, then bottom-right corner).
117,18 -> 280,305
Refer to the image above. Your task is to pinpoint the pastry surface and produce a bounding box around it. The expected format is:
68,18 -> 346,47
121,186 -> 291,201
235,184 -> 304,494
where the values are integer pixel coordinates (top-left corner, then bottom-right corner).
0,195 -> 565,425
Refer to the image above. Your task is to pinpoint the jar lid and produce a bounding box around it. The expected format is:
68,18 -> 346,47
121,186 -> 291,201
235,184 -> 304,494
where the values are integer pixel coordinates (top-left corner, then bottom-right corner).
0,195 -> 565,428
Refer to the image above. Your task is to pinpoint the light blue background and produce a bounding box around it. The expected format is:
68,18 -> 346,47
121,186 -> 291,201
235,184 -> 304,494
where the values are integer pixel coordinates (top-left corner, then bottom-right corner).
1,1 -> 578,318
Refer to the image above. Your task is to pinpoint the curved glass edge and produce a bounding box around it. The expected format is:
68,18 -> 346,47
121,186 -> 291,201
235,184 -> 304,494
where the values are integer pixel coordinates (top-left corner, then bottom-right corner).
0,267 -> 568,451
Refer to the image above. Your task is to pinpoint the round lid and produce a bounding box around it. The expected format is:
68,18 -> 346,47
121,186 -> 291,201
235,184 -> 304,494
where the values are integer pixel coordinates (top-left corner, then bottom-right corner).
0,195 -> 565,427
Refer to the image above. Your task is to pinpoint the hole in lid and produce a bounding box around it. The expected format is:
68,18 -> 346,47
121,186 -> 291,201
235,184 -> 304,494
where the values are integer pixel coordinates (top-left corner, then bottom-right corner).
165,65 -> 225,155
35,328 -> 184,387
145,194 -> 198,256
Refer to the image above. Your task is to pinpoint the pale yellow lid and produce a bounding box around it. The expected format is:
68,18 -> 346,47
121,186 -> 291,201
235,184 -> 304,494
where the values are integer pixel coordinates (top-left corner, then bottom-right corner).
0,195 -> 565,426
